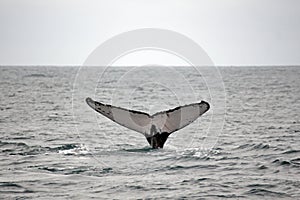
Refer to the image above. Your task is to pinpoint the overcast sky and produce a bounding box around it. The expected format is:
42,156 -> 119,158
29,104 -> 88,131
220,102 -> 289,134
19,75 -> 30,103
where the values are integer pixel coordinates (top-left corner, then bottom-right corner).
0,0 -> 299,66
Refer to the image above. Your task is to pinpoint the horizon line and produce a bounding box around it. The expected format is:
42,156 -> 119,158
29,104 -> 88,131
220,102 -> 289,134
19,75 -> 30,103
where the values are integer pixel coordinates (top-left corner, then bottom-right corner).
0,64 -> 300,67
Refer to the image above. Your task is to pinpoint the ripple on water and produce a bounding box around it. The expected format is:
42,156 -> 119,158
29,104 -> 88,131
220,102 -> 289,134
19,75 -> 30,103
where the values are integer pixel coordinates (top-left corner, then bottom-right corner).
245,188 -> 290,197
0,182 -> 34,194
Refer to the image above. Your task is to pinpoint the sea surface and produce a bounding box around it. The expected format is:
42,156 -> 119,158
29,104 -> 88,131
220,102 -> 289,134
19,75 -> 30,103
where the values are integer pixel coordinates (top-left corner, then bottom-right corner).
0,66 -> 299,199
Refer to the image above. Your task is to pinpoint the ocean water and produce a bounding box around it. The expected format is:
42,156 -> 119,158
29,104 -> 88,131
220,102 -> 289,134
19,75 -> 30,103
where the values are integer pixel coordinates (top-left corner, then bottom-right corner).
0,66 -> 299,199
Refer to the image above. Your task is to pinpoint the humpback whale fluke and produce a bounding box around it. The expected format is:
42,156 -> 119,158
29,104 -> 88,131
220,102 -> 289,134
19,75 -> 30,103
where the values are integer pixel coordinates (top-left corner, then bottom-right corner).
86,97 -> 210,149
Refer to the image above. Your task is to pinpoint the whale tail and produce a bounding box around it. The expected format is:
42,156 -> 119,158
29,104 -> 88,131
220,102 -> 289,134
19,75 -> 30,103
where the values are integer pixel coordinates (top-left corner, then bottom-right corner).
86,97 -> 210,148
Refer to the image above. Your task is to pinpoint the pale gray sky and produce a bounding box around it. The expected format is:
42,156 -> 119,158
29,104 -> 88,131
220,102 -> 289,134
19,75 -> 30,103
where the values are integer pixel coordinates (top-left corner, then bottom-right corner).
0,0 -> 299,66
